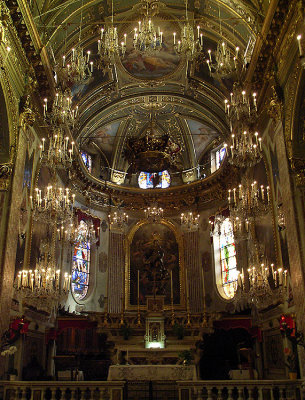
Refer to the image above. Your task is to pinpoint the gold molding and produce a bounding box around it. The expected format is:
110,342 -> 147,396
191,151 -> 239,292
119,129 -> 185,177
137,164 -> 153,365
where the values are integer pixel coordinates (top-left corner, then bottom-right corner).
124,218 -> 185,311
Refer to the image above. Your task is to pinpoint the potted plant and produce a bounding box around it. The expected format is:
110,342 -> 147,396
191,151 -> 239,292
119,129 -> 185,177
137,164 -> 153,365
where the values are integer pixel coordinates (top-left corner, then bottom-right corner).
178,350 -> 193,366
284,347 -> 297,380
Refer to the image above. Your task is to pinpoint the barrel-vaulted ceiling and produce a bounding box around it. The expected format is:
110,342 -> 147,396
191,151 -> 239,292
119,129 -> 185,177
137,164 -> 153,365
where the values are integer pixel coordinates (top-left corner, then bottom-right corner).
28,0 -> 270,174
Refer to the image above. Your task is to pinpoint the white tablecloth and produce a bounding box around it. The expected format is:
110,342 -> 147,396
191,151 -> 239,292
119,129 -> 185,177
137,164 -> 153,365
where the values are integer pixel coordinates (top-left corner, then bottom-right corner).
108,365 -> 197,381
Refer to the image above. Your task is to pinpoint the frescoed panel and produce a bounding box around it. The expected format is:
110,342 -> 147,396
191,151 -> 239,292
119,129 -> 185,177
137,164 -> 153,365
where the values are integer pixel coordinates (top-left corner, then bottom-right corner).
121,20 -> 181,79
129,222 -> 180,306
138,170 -> 171,189
186,119 -> 218,161
91,121 -> 121,159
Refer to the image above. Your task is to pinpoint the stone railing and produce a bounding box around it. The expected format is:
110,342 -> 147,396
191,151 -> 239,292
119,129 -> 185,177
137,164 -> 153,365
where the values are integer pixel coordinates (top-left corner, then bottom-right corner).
2,381 -> 125,400
177,380 -> 304,400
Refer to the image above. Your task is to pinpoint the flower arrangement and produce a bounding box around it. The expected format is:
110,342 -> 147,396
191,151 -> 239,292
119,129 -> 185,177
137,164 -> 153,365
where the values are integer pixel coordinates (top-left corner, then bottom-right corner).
284,347 -> 297,372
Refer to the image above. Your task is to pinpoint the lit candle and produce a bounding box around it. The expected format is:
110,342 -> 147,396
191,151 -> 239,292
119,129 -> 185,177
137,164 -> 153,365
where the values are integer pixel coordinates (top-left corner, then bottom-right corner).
137,269 -> 140,307
208,49 -> 212,62
173,32 -> 176,45
197,25 -> 200,39
62,55 -> 65,67
284,270 -> 287,287
266,186 -> 270,203
297,35 -> 303,56
160,31 -> 163,44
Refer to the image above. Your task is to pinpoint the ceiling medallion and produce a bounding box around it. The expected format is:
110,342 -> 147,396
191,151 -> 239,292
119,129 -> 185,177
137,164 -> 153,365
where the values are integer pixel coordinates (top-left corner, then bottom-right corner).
124,120 -> 181,173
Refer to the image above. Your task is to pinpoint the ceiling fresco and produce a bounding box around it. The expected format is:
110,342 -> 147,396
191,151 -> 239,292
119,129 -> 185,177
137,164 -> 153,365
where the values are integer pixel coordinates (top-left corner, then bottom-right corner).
186,119 -> 219,161
23,0 -> 271,180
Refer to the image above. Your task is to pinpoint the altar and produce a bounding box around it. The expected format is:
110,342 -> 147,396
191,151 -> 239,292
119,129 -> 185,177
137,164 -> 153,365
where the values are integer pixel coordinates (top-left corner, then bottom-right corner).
108,365 -> 197,381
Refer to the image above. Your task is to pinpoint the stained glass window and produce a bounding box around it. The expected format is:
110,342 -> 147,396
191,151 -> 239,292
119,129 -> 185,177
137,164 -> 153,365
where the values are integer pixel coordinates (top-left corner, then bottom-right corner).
72,220 -> 90,301
216,147 -> 226,170
219,218 -> 237,298
81,152 -> 92,173
138,170 -> 171,189
211,146 -> 226,173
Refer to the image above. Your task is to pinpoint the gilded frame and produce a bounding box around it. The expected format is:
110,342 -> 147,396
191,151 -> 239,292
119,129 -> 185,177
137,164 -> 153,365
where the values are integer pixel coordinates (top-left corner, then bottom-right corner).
124,218 -> 185,311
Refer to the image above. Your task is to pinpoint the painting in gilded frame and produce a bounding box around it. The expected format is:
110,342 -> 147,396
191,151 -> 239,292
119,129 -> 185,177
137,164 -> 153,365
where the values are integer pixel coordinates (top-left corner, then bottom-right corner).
127,221 -> 182,307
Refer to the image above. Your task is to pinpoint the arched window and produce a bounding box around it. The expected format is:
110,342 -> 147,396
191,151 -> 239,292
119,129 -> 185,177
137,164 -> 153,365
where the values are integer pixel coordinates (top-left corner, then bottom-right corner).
72,220 -> 91,301
213,217 -> 237,299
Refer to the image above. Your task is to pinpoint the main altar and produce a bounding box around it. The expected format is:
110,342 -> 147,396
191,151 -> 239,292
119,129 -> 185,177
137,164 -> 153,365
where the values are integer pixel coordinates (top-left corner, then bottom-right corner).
86,220 -> 217,381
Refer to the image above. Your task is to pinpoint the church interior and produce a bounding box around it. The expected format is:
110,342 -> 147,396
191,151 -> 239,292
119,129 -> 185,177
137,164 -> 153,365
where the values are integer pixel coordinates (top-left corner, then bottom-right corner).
0,0 -> 304,398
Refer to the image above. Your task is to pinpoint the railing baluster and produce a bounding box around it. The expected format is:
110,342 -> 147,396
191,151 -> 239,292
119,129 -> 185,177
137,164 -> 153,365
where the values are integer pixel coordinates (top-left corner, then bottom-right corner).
237,387 -> 244,400
258,387 -> 263,400
216,386 -> 223,400
207,387 -> 213,400
279,388 -> 285,400
227,387 -> 234,400
248,387 -> 254,400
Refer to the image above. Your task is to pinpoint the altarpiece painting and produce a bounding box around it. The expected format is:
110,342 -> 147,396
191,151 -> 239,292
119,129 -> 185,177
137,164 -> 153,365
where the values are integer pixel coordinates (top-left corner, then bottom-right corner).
127,221 -> 182,308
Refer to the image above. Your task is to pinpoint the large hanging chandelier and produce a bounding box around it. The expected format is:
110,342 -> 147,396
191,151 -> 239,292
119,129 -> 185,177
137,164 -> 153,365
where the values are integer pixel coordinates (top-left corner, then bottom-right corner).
235,261 -> 288,310
43,88 -> 79,128
206,40 -> 241,77
98,0 -> 126,64
57,218 -> 98,243
14,238 -> 70,314
55,3 -> 93,86
39,127 -> 75,170
133,14 -> 162,55
224,83 -> 262,168
108,210 -> 129,230
173,0 -> 202,61
180,212 -> 200,231
30,184 -> 75,225
228,180 -> 270,219
144,206 -> 163,222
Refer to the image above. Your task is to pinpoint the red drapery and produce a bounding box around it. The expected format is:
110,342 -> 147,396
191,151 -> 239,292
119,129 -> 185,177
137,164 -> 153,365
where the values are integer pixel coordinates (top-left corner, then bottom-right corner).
213,318 -> 262,342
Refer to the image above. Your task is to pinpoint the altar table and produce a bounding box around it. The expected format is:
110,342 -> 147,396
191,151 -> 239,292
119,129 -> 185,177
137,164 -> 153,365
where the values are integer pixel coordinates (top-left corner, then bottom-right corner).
108,365 -> 197,381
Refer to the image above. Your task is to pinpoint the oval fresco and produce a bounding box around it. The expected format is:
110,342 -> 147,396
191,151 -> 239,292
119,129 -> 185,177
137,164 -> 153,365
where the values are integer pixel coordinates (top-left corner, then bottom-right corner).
121,19 -> 181,79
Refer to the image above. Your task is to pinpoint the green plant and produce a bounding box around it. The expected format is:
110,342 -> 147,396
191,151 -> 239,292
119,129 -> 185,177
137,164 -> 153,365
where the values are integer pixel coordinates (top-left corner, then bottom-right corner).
178,350 -> 193,365
173,323 -> 185,340
119,324 -> 133,340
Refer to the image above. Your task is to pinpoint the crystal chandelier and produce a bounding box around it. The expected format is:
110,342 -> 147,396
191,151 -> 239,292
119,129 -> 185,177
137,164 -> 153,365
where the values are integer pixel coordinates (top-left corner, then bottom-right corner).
43,88 -> 79,128
59,46 -> 93,86
230,215 -> 250,242
223,83 -> 262,168
228,180 -> 270,219
108,210 -> 129,230
173,0 -> 202,61
180,211 -> 200,231
57,219 -> 98,243
98,0 -> 126,64
235,262 -> 288,310
144,206 -> 163,222
206,40 -> 241,77
55,3 -> 93,86
224,129 -> 262,168
39,127 -> 75,170
224,83 -> 258,126
14,238 -> 70,313
30,184 -> 75,225
132,0 -> 164,55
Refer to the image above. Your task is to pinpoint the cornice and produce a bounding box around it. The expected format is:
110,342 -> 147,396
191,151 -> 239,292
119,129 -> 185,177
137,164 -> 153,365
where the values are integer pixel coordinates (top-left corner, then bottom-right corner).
69,157 -> 239,212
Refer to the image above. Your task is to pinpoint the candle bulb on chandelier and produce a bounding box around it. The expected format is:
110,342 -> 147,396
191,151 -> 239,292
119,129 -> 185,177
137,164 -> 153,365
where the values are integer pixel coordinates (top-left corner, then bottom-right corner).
297,35 -> 303,57
173,32 -> 176,45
